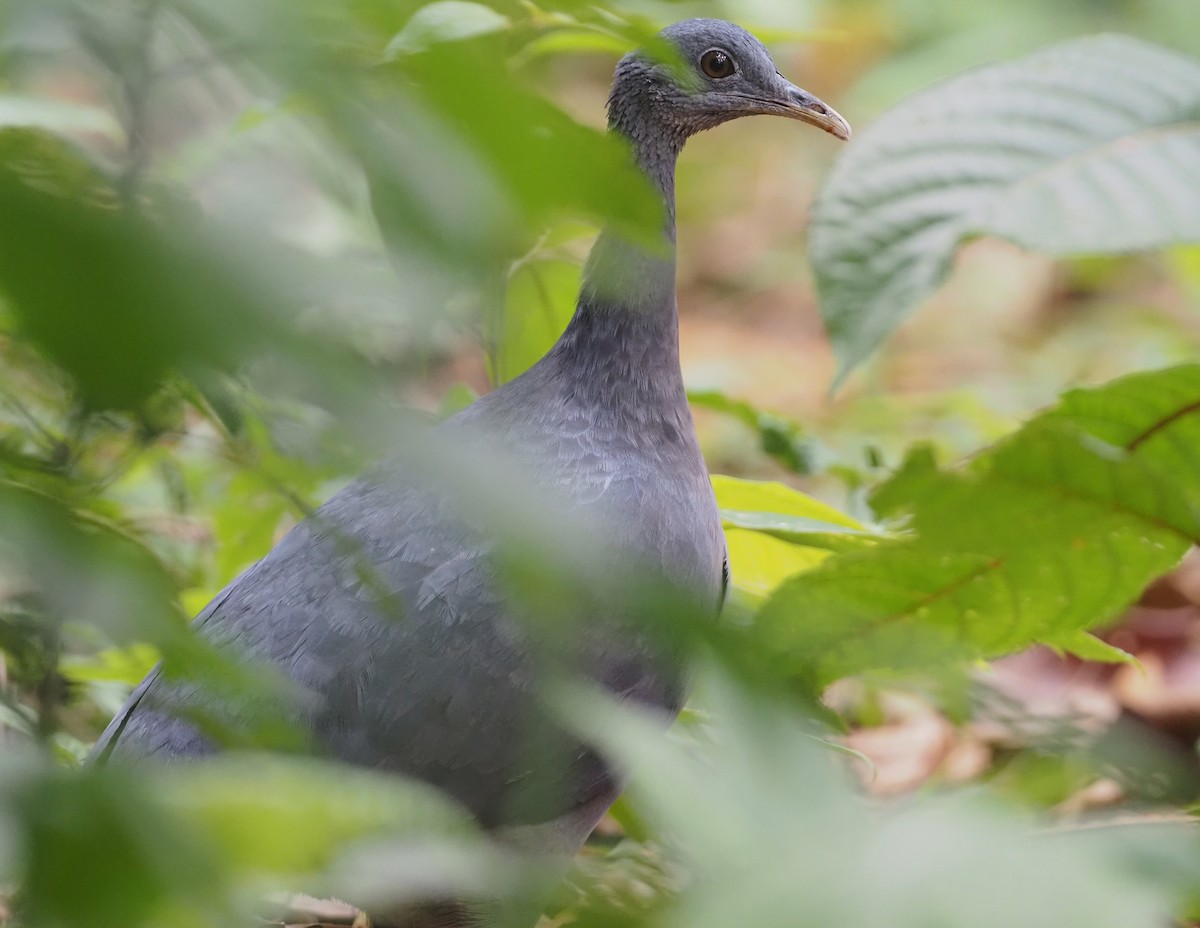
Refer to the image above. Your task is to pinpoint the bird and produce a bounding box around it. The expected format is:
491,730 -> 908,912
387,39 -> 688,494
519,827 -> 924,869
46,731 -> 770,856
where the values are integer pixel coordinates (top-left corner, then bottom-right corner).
92,17 -> 849,926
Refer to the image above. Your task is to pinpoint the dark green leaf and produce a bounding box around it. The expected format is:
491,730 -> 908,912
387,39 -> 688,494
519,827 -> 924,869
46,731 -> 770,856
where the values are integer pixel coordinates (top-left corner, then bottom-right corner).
757,365 -> 1200,684
0,129 -> 289,410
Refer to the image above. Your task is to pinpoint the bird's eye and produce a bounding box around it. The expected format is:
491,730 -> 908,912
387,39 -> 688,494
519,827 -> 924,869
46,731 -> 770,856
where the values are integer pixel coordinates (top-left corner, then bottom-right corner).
700,49 -> 735,79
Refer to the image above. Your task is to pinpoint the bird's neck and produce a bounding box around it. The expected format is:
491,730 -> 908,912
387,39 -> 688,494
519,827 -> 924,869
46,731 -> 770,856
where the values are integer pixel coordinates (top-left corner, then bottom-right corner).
544,110 -> 688,416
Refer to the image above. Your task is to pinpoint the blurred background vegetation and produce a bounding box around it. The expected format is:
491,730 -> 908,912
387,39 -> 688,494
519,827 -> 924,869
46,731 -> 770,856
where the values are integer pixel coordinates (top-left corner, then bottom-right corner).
2,0 -> 1200,925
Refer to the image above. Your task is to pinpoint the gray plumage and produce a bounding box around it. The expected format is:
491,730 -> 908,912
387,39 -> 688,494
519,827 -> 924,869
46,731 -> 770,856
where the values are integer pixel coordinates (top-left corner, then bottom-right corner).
93,17 -> 848,923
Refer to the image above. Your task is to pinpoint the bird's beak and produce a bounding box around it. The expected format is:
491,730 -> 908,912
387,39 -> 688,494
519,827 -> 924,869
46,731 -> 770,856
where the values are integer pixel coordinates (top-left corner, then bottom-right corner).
775,82 -> 852,141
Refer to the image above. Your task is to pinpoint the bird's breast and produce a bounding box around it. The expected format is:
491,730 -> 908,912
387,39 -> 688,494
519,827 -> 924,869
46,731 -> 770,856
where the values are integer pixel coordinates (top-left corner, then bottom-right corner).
543,433 -> 725,608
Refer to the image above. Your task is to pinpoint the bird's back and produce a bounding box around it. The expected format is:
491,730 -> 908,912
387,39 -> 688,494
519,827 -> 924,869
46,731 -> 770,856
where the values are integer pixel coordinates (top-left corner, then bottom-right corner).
95,353 -> 725,829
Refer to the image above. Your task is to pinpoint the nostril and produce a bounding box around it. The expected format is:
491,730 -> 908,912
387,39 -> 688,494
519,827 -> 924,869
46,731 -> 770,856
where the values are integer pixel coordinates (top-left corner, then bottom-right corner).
812,102 -> 828,115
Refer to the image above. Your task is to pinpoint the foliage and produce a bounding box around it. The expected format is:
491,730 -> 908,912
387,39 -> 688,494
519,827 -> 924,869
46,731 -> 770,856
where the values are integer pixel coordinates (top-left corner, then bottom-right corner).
811,34 -> 1200,382
757,365 -> 1200,686
688,390 -> 821,474
568,674 -> 1200,928
0,1 -> 1198,927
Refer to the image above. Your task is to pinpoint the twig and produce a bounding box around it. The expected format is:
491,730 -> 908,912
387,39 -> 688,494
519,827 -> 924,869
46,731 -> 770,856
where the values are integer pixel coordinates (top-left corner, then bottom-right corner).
114,0 -> 164,208
34,622 -> 62,743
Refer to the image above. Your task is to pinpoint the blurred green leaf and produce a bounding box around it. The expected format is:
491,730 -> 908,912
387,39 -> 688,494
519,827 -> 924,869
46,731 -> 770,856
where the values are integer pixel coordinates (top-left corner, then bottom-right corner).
210,472 -> 290,583
0,481 -> 183,645
0,129 -> 290,411
0,94 -> 122,141
0,482 -> 310,753
565,672 -> 1198,928
386,1 -> 511,57
438,381 -> 481,417
5,757 -> 228,928
155,754 -> 476,877
369,34 -> 661,268
491,257 -> 579,384
689,390 -> 820,474
812,34 -> 1200,383
0,126 -> 112,203
60,643 -> 160,684
512,26 -> 635,65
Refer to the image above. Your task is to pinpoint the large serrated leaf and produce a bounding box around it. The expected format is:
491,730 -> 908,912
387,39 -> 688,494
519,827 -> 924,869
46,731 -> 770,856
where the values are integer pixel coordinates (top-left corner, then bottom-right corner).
811,35 -> 1200,383
756,365 -> 1200,686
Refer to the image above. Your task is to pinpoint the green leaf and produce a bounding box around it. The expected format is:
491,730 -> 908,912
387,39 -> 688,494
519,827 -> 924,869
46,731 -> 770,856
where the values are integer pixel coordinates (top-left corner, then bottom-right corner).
711,475 -> 865,529
724,528 -> 832,600
711,477 -> 869,598
811,34 -> 1200,383
6,759 -> 229,928
490,257 -> 579,384
154,754 -> 476,876
756,365 -> 1200,686
386,2 -> 511,57
0,482 -> 183,646
211,470 -> 291,584
512,27 -> 634,65
60,644 -> 160,685
720,510 -> 880,553
561,673 -> 1199,928
0,129 -> 290,410
0,94 -> 122,141
1052,630 -> 1136,665
688,390 -> 819,474
0,481 -> 311,753
0,126 -> 113,204
367,36 -> 661,270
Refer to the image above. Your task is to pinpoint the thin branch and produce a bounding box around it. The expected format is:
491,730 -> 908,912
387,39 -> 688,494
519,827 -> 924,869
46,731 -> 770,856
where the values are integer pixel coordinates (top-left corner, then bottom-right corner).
103,0 -> 166,209
0,382 -> 65,456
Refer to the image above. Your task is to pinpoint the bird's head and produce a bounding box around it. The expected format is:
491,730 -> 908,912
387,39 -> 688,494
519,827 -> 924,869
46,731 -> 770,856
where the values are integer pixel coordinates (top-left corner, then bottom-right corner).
610,19 -> 851,144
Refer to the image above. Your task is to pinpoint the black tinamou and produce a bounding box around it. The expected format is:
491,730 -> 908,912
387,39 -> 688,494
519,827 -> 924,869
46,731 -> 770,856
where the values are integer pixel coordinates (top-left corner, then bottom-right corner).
94,16 -> 848,925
